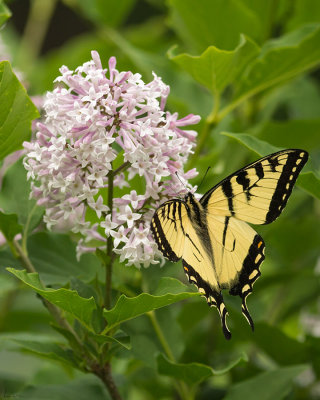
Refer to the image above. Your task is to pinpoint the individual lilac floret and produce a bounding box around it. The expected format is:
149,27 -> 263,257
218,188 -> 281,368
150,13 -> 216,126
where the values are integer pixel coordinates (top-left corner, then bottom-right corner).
24,51 -> 200,267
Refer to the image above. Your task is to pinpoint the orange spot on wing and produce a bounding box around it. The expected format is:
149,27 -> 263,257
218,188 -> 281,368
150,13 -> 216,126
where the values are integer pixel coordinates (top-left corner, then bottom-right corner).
258,241 -> 263,248
184,266 -> 189,272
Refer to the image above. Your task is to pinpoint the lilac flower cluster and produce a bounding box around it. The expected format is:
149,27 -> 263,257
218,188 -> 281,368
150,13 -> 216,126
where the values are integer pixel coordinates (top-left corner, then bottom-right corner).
24,51 -> 200,267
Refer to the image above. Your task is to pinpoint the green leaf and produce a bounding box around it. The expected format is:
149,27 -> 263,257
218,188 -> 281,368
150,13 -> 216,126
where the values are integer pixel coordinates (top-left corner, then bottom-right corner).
50,324 -> 85,354
89,330 -> 131,350
0,1 -> 11,27
257,119 -> 320,152
168,0 -> 262,51
222,132 -> 278,155
0,232 -> 103,290
157,353 -> 247,385
27,232 -> 101,286
306,336 -> 320,377
222,24 -> 320,118
286,0 -> 320,32
103,277 -> 199,332
104,28 -> 167,81
221,132 -> 320,200
0,159 -> 43,231
18,375 -> 110,400
257,77 -> 320,121
131,334 -> 159,368
29,34 -> 115,93
224,365 -> 308,400
0,272 -> 17,299
7,268 -> 97,331
168,35 -> 259,94
153,276 -> 192,296
264,215 -> 320,271
0,212 -> 22,242
1,234 -> 100,299
296,171 -> 320,200
253,323 -> 308,366
9,338 -> 78,368
237,0 -> 285,42
0,61 -> 39,161
76,0 -> 136,27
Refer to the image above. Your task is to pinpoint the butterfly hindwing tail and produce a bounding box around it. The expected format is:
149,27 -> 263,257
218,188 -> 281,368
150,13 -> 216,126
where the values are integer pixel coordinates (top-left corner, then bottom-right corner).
213,292 -> 232,340
183,260 -> 231,340
229,234 -> 265,330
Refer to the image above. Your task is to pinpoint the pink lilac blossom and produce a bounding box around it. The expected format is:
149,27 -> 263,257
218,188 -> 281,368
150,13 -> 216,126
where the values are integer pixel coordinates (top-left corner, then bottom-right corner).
23,51 -> 200,267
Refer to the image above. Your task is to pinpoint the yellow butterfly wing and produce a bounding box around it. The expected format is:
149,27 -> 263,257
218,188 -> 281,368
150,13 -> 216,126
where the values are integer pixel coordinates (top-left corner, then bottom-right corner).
200,149 -> 308,224
206,214 -> 265,331
151,198 -> 232,337
151,198 -> 219,292
151,200 -> 187,262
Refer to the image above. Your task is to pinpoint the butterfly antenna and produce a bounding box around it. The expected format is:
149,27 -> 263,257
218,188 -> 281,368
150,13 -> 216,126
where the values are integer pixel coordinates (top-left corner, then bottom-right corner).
197,166 -> 211,192
175,171 -> 187,187
175,171 -> 190,200
174,171 -> 185,185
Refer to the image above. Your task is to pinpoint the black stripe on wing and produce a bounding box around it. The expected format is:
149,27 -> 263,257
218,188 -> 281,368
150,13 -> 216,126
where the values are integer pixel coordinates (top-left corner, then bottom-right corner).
151,200 -> 184,262
229,234 -> 265,330
264,150 -> 308,223
221,180 -> 235,216
182,260 -> 231,340
200,149 -> 308,224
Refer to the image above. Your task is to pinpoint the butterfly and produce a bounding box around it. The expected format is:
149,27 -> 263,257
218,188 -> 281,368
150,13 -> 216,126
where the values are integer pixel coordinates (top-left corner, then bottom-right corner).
151,149 -> 308,339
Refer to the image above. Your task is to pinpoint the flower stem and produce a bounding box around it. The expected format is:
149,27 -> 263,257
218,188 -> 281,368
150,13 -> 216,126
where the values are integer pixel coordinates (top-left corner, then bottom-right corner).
105,167 -> 115,309
12,240 -> 123,400
14,252 -> 120,393
187,93 -> 219,170
12,240 -> 83,347
147,311 -> 193,400
22,203 -> 38,255
92,362 -> 123,400
104,158 -> 129,310
187,119 -> 217,170
148,311 -> 175,361
13,240 -> 36,273
98,168 -> 124,400
105,259 -> 113,310
113,161 -> 130,177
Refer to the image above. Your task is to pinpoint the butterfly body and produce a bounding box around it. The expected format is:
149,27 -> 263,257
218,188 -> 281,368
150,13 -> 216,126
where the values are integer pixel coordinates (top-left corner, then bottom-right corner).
151,149 -> 308,339
183,192 -> 213,252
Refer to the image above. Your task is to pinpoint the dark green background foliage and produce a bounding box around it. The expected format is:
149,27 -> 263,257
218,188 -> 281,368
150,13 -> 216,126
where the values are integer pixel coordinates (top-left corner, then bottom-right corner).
0,0 -> 320,399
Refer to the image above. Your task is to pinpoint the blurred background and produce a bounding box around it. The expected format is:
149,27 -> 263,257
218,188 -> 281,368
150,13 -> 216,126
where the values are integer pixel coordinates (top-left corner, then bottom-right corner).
1,0 -> 320,399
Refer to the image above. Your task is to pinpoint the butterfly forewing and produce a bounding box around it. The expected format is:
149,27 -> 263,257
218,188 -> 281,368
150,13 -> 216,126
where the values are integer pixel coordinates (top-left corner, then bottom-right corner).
151,200 -> 187,261
151,198 -> 231,337
200,149 -> 308,224
151,199 -> 220,295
